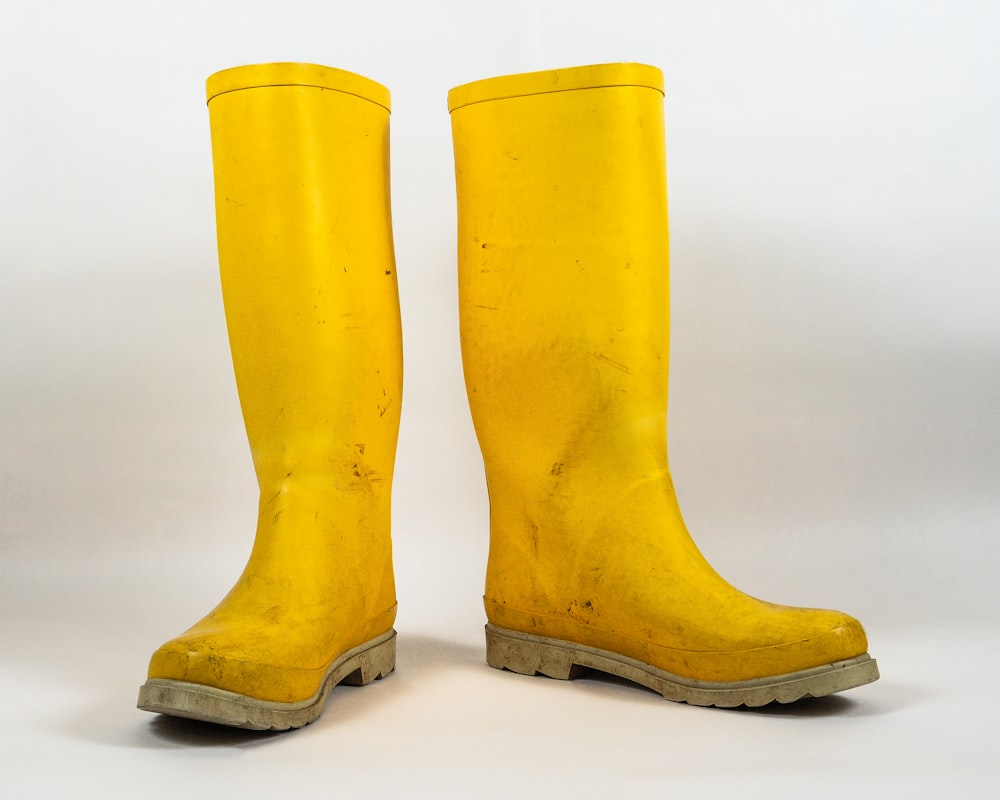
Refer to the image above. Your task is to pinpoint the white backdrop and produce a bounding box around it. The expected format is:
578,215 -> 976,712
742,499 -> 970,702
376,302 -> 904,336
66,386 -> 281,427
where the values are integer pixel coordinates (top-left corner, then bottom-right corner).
2,1 -> 998,796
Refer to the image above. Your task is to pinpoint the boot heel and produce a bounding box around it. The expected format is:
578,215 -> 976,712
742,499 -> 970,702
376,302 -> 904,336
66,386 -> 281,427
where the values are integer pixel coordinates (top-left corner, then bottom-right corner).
341,631 -> 397,686
485,624 -> 582,680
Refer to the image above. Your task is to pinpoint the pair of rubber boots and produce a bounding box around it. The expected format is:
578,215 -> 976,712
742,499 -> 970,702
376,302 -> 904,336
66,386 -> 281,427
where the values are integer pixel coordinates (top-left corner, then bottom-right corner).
138,62 -> 878,730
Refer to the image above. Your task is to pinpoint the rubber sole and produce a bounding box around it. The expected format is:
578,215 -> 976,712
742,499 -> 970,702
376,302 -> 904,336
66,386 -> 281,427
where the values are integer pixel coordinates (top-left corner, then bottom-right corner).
137,629 -> 396,730
485,624 -> 879,707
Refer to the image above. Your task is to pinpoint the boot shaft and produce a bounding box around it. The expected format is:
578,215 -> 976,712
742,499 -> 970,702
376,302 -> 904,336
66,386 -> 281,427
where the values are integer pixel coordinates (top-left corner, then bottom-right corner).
449,64 -> 671,489
206,63 -> 402,490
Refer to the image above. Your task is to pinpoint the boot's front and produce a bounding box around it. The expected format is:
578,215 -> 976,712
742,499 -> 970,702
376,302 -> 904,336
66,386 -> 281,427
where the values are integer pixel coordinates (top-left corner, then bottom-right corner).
449,63 -> 878,706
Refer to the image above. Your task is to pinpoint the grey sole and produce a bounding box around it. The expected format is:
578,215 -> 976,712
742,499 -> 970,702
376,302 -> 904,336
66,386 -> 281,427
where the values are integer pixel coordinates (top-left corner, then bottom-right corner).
137,629 -> 396,730
485,624 -> 879,707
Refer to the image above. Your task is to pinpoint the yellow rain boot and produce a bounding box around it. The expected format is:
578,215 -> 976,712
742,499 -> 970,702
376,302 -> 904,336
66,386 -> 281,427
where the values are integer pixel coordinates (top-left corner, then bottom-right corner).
137,63 -> 402,729
448,63 -> 878,706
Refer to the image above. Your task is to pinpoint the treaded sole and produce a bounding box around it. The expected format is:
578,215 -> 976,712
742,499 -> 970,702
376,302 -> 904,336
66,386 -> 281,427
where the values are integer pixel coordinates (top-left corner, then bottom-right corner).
485,624 -> 878,707
137,629 -> 396,730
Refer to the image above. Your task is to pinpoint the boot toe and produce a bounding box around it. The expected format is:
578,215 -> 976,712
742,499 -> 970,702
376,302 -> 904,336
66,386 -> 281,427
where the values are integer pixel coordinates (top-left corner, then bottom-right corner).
146,632 -> 324,704
690,605 -> 871,683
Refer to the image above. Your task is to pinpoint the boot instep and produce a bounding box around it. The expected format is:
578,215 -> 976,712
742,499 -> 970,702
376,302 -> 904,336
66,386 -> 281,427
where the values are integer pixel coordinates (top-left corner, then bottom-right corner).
137,629 -> 396,730
485,624 -> 879,707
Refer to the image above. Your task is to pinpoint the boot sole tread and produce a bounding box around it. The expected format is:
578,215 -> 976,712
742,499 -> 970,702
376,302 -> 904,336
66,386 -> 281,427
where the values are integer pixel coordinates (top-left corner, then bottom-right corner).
485,623 -> 878,707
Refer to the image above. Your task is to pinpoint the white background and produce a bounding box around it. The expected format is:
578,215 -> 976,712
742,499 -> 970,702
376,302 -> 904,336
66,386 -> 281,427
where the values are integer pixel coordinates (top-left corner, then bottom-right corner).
2,1 -> 998,797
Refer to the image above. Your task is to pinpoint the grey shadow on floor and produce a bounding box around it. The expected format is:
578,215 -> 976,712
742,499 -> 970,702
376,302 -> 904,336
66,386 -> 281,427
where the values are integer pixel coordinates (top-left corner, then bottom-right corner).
543,664 -> 890,718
